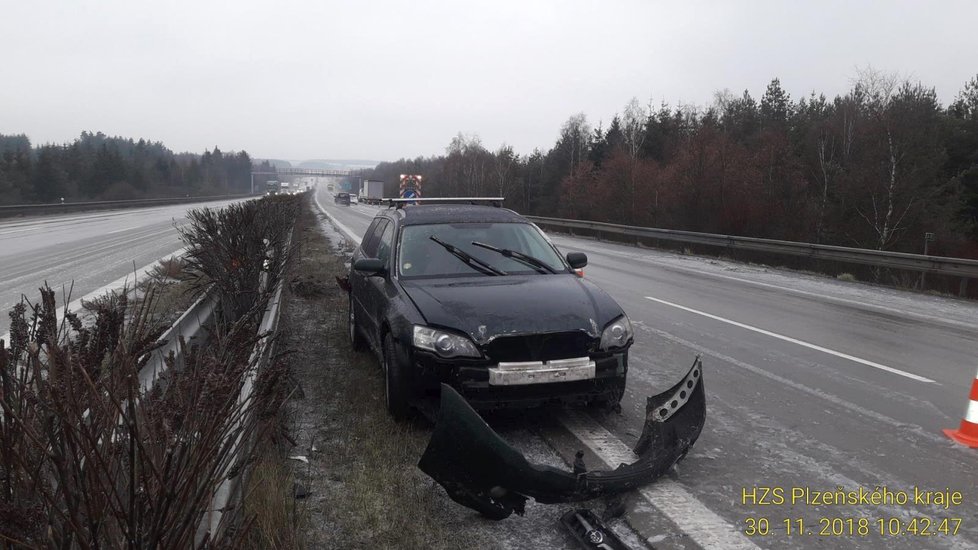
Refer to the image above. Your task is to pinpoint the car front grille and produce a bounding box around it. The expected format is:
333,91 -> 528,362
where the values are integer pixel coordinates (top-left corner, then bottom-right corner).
483,331 -> 595,363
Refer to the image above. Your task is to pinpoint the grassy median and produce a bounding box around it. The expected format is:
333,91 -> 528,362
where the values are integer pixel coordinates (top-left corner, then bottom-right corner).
246,199 -> 495,549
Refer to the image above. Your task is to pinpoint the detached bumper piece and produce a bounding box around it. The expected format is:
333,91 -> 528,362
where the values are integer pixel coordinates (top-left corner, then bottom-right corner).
417,357 -> 706,520
561,509 -> 630,550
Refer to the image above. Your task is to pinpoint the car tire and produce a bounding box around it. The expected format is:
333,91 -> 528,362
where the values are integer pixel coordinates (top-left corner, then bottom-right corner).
383,332 -> 411,420
349,296 -> 367,352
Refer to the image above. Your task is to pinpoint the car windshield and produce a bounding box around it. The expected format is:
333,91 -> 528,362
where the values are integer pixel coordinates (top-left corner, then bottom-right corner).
398,222 -> 565,278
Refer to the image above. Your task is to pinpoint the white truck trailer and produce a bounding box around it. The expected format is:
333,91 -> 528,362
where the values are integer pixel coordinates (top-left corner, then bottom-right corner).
360,180 -> 385,205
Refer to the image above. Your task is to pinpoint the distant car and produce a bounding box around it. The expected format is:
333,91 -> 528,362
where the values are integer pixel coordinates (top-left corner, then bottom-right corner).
335,192 -> 351,206
343,201 -> 632,419
350,194 -> 359,205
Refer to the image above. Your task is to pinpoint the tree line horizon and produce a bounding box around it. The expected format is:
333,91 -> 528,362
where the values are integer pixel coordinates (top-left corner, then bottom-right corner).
367,69 -> 978,260
0,131 -> 271,204
3,69 -> 977,260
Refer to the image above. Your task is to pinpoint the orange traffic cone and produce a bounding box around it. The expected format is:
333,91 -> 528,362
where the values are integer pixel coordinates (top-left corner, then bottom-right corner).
944,368 -> 978,448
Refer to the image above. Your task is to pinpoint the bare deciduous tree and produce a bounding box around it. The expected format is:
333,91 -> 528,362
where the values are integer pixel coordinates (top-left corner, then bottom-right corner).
494,144 -> 516,197
852,67 -> 907,251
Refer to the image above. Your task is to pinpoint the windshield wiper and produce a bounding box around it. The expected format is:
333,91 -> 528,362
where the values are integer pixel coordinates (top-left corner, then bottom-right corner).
470,241 -> 558,274
429,236 -> 507,276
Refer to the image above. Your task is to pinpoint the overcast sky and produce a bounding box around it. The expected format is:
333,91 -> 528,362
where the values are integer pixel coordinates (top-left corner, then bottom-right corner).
3,0 -> 977,162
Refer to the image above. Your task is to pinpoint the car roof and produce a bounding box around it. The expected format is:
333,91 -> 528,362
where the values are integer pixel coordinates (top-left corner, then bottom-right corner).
379,204 -> 528,226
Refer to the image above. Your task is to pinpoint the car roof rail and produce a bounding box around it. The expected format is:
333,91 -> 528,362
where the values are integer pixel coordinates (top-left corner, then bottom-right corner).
385,197 -> 505,209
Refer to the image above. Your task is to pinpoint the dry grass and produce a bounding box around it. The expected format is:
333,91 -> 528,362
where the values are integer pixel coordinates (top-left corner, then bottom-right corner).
836,272 -> 858,282
241,447 -> 306,549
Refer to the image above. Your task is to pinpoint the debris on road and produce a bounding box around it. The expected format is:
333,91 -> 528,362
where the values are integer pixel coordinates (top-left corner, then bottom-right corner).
561,508 -> 631,550
419,357 -> 706,519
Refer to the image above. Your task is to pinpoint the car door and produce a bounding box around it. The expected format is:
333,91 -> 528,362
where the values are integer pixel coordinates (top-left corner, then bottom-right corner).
361,220 -> 395,348
351,218 -> 387,344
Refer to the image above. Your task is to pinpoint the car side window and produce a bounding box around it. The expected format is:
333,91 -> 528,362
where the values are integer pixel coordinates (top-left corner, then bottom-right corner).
376,222 -> 394,264
361,219 -> 388,258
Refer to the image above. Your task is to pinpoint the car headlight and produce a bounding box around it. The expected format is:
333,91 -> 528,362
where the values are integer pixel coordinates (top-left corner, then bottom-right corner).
599,316 -> 633,350
413,325 -> 482,358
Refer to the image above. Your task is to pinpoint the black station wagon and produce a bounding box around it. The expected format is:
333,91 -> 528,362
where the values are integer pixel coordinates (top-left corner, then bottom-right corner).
344,198 -> 633,419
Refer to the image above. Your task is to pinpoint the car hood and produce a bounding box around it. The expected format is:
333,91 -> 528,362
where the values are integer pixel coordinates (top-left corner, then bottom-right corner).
400,275 -> 624,344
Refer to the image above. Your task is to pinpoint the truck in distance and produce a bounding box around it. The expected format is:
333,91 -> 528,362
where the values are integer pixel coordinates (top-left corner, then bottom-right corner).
361,180 -> 384,205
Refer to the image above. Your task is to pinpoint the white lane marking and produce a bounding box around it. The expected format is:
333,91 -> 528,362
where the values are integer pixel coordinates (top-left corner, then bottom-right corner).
555,236 -> 978,332
644,295 -> 937,384
105,225 -> 144,235
559,409 -> 760,550
0,226 -> 45,236
313,194 -> 362,245
639,323 -> 949,444
0,247 -> 187,345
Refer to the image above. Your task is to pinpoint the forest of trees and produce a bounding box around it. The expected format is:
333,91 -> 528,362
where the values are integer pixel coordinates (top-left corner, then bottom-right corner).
0,132 -> 256,204
368,70 -> 978,259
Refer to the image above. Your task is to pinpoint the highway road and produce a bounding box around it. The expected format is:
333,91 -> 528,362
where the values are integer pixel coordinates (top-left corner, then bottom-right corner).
316,188 -> 978,550
0,199 -> 244,338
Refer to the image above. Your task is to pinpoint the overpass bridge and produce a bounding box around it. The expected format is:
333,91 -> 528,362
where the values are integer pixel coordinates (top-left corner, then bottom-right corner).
250,168 -> 361,193
251,168 -> 354,177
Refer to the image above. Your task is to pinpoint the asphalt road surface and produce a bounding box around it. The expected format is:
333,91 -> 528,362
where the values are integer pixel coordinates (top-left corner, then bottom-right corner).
0,199 -> 244,337
316,188 -> 978,550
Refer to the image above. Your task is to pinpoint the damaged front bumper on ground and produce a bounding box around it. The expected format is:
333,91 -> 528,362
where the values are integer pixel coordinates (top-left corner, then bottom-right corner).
418,357 -> 706,520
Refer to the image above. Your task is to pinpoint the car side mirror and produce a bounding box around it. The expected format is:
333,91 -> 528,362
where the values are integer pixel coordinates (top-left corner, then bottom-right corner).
566,252 -> 587,269
354,258 -> 386,276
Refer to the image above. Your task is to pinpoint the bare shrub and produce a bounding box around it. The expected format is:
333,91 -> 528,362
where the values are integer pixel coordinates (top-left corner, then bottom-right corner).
179,195 -> 300,321
153,256 -> 187,280
0,284 -> 268,547
0,195 -> 300,548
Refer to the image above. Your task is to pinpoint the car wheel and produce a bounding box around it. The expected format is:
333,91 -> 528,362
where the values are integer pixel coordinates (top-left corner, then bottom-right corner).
349,296 -> 367,352
383,332 -> 411,420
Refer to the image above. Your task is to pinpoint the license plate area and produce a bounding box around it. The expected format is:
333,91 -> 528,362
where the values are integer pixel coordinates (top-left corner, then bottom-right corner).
488,357 -> 596,386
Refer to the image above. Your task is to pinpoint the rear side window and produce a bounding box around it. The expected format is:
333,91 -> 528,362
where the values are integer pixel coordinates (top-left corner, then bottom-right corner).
361,219 -> 389,258
376,222 -> 394,263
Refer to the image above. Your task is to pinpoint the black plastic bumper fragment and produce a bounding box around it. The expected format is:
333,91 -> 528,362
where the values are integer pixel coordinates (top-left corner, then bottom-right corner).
417,356 -> 706,520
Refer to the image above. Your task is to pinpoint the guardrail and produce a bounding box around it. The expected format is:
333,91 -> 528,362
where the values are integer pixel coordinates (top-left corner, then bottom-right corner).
140,290 -> 219,393
120,233 -> 289,545
526,216 -> 978,294
200,229 -> 291,543
0,193 -> 255,218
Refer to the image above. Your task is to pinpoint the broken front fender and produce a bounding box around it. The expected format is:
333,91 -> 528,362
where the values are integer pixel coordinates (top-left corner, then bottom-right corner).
417,357 -> 706,520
